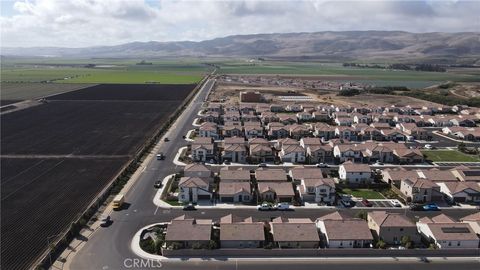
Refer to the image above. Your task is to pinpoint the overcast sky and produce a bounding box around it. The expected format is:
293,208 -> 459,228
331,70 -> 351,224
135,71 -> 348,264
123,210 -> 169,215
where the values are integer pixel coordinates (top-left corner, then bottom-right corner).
1,0 -> 479,48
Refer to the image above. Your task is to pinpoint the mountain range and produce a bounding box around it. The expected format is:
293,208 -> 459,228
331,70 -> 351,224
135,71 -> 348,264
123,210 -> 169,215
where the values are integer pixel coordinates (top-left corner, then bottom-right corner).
2,31 -> 480,63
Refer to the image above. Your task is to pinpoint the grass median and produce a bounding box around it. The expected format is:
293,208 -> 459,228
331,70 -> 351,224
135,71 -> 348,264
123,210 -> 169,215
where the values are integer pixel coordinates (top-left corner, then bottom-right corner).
421,150 -> 480,162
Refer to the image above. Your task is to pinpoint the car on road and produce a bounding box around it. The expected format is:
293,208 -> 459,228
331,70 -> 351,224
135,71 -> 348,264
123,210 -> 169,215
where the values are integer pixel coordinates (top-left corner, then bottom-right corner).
223,160 -> 231,165
156,152 -> 165,160
257,202 -> 276,211
341,199 -> 355,208
276,202 -> 290,211
164,137 -> 169,142
424,144 -> 433,149
258,163 -> 268,168
316,163 -> 329,168
423,203 -> 440,211
154,181 -> 162,188
183,203 -> 196,211
99,214 -> 111,227
409,204 -> 424,211
362,199 -> 373,207
390,200 -> 401,207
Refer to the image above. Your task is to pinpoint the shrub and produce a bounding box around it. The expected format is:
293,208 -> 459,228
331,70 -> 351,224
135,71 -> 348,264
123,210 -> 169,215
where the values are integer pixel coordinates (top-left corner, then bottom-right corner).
355,210 -> 368,220
376,240 -> 386,249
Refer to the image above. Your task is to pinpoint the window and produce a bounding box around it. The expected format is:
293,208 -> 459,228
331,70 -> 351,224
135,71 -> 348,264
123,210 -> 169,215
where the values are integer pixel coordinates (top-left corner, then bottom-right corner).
400,228 -> 404,232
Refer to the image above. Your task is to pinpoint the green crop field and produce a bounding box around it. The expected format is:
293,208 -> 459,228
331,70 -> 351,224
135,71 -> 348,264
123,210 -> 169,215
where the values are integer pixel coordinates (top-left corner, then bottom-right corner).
422,150 -> 480,162
1,58 -> 209,84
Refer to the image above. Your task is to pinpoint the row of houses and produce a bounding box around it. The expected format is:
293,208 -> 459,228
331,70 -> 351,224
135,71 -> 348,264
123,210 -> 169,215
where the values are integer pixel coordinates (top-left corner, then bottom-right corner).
162,212 -> 480,250
177,163 -> 480,205
382,166 -> 480,204
442,126 -> 480,142
177,164 -> 338,204
203,102 -> 478,128
190,136 -> 424,165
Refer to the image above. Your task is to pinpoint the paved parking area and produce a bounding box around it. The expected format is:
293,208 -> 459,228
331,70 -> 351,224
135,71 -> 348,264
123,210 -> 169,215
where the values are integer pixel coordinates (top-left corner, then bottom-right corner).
354,199 -> 403,208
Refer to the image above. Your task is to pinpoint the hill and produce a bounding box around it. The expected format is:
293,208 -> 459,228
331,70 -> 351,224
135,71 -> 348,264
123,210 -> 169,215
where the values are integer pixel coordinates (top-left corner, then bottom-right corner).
2,31 -> 480,63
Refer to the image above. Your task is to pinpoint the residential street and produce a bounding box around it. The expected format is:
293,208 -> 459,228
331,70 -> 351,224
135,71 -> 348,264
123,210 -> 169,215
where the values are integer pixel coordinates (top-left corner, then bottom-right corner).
69,78 -> 479,270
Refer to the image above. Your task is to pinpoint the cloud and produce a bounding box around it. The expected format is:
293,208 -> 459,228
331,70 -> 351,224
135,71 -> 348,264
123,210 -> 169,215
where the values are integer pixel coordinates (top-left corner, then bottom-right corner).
1,0 -> 478,47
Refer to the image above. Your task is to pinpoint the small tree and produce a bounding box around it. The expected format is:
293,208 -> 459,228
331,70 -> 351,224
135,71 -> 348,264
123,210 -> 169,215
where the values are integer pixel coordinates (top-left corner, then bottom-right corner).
355,210 -> 368,220
401,235 -> 412,249
376,240 -> 386,249
207,240 -> 218,250
192,242 -> 202,249
428,243 -> 438,250
458,142 -> 467,153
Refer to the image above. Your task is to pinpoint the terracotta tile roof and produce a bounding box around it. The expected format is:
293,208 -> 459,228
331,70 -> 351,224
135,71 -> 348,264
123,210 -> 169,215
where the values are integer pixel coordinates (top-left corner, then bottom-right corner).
281,144 -> 305,154
220,214 -> 254,224
255,169 -> 288,182
317,211 -> 350,221
441,181 -> 480,195
340,161 -> 371,172
271,223 -> 320,242
165,218 -> 212,242
461,212 -> 480,222
290,167 -> 324,179
322,219 -> 373,241
257,182 -> 294,196
218,182 -> 251,196
220,223 -> 265,241
427,223 -> 477,241
303,177 -> 335,188
220,168 -> 251,182
178,177 -> 209,188
368,211 -> 415,228
184,163 -> 211,173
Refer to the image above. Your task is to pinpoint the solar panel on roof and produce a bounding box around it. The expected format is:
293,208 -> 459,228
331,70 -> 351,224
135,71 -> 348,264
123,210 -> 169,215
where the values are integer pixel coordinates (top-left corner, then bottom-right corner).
441,227 -> 471,234
462,171 -> 480,177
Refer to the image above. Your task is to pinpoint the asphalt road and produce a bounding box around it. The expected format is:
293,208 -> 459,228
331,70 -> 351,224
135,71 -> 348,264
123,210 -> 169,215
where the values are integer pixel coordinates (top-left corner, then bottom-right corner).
70,79 -> 479,270
157,259 -> 480,270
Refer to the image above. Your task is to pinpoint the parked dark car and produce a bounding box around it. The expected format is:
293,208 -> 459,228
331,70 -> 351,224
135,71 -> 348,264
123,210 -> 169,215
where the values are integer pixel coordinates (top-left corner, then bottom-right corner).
423,203 -> 440,211
183,203 -> 196,211
362,199 -> 373,207
99,214 -> 111,227
164,137 -> 169,142
154,181 -> 162,188
341,199 -> 355,208
409,204 -> 424,211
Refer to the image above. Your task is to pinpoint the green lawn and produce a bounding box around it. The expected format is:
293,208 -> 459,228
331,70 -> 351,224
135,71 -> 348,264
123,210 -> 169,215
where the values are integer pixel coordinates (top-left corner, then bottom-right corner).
422,150 -> 480,162
165,200 -> 184,206
338,188 -> 385,199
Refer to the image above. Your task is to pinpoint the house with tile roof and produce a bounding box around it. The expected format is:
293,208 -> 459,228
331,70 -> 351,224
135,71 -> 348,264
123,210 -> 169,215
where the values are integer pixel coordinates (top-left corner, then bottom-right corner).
417,214 -> 479,249
367,211 -> 420,245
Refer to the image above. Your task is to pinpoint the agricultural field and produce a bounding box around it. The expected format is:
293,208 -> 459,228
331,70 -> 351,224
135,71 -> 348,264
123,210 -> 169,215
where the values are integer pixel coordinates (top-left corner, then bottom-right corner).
1,58 -> 208,84
421,150 -> 480,162
0,83 -> 196,270
0,82 -> 95,101
47,83 -> 196,101
1,157 -> 127,270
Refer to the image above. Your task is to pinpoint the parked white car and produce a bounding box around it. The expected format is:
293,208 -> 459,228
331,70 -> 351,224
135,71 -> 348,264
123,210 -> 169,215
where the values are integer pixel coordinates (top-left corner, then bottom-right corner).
390,200 -> 401,207
276,202 -> 290,211
257,203 -> 276,211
